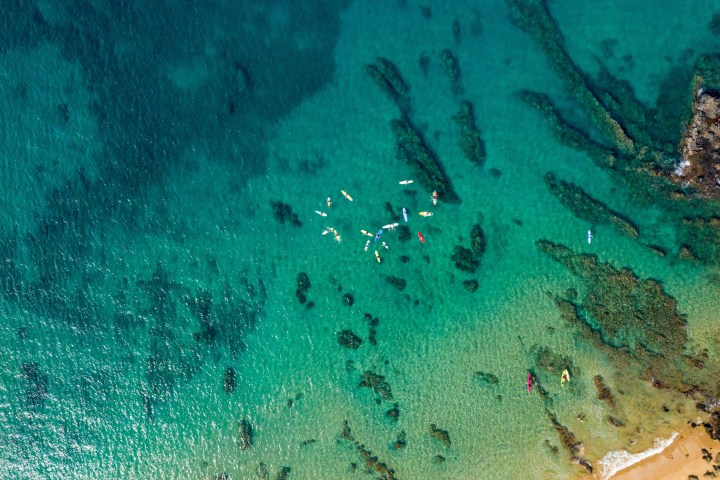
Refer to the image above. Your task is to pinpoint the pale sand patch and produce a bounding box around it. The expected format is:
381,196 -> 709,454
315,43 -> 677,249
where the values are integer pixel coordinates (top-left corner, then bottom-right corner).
607,425 -> 720,480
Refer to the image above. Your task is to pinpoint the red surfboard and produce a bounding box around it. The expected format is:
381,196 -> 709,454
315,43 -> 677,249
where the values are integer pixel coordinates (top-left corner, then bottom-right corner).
417,232 -> 425,243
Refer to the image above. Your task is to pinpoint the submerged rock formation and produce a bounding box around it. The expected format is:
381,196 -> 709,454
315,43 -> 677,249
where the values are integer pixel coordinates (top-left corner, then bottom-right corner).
339,420 -> 398,480
359,370 -> 393,401
537,240 -> 687,357
518,90 -> 618,169
363,313 -> 379,346
545,408 -> 592,473
429,424 -> 451,447
451,245 -> 479,273
440,49 -> 462,94
239,419 -> 253,450
676,90 -> 720,197
544,173 -> 639,239
223,367 -> 237,394
506,0 -> 634,154
270,201 -> 302,227
452,101 -> 486,167
366,57 -> 411,114
390,118 -> 461,204
337,330 -> 362,350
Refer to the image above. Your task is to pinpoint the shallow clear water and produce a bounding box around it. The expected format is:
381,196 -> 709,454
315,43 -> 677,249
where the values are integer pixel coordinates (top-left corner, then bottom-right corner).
1,1 -> 720,479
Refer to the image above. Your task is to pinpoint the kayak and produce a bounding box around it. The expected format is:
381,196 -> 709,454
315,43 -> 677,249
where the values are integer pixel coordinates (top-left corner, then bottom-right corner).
417,232 -> 425,243
526,373 -> 533,393
561,369 -> 570,386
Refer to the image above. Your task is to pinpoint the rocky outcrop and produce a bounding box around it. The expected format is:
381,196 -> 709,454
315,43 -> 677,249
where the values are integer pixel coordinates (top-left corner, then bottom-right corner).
676,90 -> 720,197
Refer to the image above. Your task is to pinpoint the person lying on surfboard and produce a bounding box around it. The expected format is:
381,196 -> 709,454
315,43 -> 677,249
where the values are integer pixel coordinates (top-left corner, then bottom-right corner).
561,369 -> 570,386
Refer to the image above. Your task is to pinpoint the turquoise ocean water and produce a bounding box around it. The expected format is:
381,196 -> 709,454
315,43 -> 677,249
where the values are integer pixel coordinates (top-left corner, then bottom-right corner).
2,1 -> 720,479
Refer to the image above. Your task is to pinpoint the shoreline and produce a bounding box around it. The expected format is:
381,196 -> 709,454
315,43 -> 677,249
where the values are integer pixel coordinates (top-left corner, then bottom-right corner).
596,424 -> 720,480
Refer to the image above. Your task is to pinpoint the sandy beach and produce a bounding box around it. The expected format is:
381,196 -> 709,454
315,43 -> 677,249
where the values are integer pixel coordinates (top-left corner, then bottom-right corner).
606,425 -> 720,480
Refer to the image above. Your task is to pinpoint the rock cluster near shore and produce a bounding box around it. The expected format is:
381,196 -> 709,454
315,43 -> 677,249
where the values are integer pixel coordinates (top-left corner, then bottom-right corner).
677,90 -> 720,197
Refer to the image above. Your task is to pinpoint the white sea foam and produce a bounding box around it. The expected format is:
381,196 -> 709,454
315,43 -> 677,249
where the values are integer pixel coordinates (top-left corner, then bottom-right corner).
673,159 -> 690,177
598,432 -> 678,480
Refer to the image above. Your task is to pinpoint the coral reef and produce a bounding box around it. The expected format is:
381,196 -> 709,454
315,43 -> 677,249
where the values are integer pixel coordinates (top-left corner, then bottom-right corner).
21,362 -> 48,410
392,431 -> 406,450
386,403 -> 400,421
518,90 -> 618,169
533,346 -> 574,375
470,224 -> 486,256
593,375 -> 616,409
